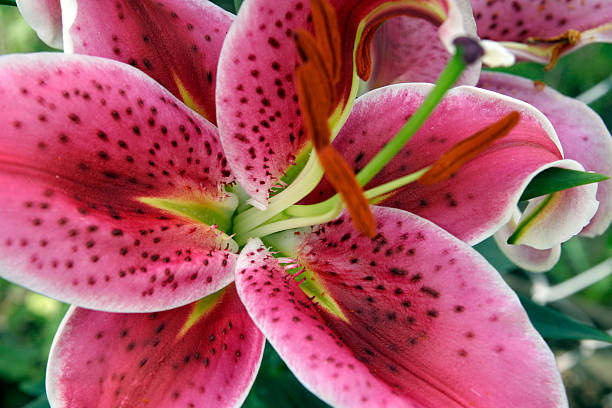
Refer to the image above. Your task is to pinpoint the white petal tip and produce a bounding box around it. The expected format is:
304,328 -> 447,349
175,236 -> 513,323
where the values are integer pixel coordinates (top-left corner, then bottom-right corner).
481,40 -> 516,67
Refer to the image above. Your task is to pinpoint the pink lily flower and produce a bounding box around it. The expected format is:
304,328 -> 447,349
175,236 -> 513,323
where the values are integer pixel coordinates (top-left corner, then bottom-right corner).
355,1 -> 612,271
1,0 -> 590,406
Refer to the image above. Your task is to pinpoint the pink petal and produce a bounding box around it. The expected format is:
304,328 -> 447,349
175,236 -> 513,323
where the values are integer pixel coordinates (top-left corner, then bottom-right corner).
493,208 -> 561,273
366,14 -> 480,90
61,0 -> 234,123
478,72 -> 612,237
472,0 -> 612,63
216,0 -> 472,206
236,208 -> 567,407
47,285 -> 265,408
0,53 -> 235,312
303,83 -> 565,245
16,0 -> 63,48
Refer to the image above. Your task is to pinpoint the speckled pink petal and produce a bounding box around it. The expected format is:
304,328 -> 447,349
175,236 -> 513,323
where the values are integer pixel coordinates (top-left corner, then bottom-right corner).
303,83 -> 565,245
366,3 -> 480,90
0,53 -> 236,312
47,285 -> 265,408
472,0 -> 612,64
217,0 -> 472,206
16,0 -> 62,48
478,72 -> 612,237
236,207 -> 567,408
60,0 -> 233,123
494,208 -> 561,272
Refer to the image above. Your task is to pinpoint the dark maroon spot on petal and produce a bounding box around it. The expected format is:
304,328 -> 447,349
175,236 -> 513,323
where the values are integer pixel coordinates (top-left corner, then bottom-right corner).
389,268 -> 407,276
420,286 -> 440,298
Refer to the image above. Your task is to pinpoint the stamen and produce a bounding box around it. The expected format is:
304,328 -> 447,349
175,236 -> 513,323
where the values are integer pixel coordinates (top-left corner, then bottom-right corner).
308,0 -> 342,84
295,60 -> 334,149
418,111 -> 520,186
317,145 -> 376,237
527,29 -> 581,71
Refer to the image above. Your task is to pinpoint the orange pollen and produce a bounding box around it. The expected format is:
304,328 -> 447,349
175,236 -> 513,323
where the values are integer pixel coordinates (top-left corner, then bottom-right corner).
419,111 -> 521,186
318,145 -> 376,237
533,80 -> 546,92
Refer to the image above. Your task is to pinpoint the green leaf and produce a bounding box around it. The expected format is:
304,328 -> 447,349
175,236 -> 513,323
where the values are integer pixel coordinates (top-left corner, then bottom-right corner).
234,0 -> 244,13
0,1 -> 17,7
19,379 -> 45,397
520,295 -> 612,343
520,167 -> 608,201
208,0 -> 235,13
21,395 -> 50,408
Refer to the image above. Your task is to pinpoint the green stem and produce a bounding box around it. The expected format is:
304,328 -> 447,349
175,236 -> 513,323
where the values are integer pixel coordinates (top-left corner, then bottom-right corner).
363,167 -> 429,199
285,165 -> 429,218
356,50 -> 466,187
234,151 -> 324,234
235,200 -> 343,246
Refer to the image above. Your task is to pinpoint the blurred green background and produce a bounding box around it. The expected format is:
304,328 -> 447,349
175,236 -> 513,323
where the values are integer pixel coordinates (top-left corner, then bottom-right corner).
1,2 -> 612,407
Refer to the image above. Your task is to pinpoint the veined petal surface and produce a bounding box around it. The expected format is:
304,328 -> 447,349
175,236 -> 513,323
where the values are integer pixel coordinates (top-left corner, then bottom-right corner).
0,54 -> 235,312
472,0 -> 612,64
217,0 -> 472,206
303,83 -> 564,245
236,208 -> 567,407
47,285 -> 265,408
478,72 -> 612,237
60,0 -> 233,123
17,0 -> 63,48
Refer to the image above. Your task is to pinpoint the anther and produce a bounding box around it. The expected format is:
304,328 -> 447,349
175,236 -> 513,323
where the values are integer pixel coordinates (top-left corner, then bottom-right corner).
419,111 -> 520,186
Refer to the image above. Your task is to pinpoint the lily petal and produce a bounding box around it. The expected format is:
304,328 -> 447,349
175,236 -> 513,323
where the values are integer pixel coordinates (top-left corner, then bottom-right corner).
366,1 -> 480,90
59,0 -> 233,123
217,0 -> 473,206
0,54 -> 235,312
16,0 -> 63,49
304,83 -> 572,245
472,0 -> 612,67
512,161 -> 598,249
236,208 -> 567,407
47,285 -> 265,408
494,208 -> 561,273
478,72 -> 612,237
